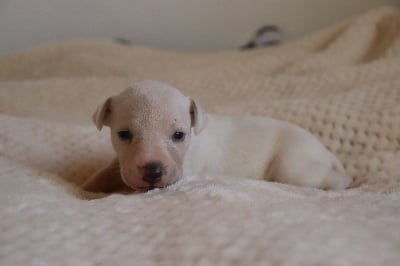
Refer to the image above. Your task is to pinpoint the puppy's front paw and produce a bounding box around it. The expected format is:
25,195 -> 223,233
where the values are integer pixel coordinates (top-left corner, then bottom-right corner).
322,168 -> 352,190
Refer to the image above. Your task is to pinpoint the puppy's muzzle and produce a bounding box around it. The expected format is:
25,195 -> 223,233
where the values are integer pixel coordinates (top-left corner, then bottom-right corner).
142,162 -> 165,185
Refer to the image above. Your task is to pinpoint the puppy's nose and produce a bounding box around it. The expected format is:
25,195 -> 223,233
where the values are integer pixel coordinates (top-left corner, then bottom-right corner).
142,162 -> 164,184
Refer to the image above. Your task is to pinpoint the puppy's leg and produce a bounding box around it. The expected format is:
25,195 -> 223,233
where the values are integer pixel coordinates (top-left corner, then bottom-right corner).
271,152 -> 351,190
320,154 -> 352,190
82,158 -> 128,193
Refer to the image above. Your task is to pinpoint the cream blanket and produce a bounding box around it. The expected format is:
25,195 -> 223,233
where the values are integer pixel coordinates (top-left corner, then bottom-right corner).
1,7 -> 400,266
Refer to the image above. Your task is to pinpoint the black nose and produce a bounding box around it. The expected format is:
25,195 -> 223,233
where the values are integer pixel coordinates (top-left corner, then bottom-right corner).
142,162 -> 164,184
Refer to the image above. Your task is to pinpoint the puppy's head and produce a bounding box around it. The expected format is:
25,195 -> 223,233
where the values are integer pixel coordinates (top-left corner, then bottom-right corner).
93,80 -> 207,190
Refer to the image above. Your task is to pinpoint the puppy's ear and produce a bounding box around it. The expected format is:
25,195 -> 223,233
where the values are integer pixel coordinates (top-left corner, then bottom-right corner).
190,97 -> 208,135
92,97 -> 112,131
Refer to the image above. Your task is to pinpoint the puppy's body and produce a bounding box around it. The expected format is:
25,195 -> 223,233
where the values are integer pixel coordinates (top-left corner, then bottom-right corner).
185,115 -> 281,179
185,115 -> 348,189
83,80 -> 351,192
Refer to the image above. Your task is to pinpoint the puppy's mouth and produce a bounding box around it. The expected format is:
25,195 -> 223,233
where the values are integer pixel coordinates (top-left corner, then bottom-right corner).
121,168 -> 181,192
122,177 -> 176,191
135,185 -> 163,191
130,182 -> 172,191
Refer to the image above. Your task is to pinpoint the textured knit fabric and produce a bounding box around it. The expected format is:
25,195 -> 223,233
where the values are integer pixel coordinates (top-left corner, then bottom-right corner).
1,7 -> 400,266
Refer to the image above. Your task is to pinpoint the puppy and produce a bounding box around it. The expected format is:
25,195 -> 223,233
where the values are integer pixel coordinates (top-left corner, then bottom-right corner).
82,80 -> 351,192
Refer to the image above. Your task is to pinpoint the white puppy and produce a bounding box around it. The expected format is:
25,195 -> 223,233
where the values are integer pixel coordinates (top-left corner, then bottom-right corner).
83,80 -> 351,192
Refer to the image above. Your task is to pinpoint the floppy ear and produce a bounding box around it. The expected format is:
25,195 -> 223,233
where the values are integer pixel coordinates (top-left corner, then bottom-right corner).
190,97 -> 208,135
92,97 -> 112,131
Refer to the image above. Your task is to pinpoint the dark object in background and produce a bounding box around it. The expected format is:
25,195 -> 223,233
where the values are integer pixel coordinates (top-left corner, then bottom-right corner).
114,38 -> 134,46
241,25 -> 284,50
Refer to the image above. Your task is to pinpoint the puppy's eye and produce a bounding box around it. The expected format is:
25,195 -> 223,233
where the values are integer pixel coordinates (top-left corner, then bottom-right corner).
172,131 -> 185,142
118,130 -> 133,141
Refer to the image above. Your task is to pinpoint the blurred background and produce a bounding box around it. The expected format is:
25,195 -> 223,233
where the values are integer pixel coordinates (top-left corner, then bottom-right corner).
0,0 -> 399,55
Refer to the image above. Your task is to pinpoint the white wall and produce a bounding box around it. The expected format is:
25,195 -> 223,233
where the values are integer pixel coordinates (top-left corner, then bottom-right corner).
0,0 -> 398,54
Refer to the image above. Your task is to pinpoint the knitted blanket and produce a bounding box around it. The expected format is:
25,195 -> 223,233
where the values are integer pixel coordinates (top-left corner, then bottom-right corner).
1,7 -> 400,266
